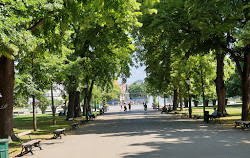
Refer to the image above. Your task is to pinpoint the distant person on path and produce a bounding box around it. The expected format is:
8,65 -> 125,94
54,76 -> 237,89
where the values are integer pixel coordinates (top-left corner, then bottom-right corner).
128,103 -> 131,111
144,102 -> 147,114
124,103 -> 127,111
121,104 -> 123,111
168,104 -> 172,112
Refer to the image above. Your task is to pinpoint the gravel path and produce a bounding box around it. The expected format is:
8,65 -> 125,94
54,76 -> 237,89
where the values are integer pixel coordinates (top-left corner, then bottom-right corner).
22,105 -> 250,158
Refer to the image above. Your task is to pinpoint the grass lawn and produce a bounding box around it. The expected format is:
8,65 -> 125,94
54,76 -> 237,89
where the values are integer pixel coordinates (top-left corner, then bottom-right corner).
177,104 -> 242,127
9,113 -> 90,156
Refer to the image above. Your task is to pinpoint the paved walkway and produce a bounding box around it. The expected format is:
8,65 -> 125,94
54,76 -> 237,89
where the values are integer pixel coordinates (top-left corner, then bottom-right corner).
23,105 -> 250,158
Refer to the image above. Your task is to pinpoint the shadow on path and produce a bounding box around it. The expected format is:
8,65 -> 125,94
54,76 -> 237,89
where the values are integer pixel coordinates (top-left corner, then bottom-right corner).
72,109 -> 250,158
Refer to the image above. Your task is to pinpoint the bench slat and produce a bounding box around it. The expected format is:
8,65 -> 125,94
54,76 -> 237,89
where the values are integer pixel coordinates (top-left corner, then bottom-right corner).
53,128 -> 65,133
17,131 -> 32,137
22,139 -> 41,146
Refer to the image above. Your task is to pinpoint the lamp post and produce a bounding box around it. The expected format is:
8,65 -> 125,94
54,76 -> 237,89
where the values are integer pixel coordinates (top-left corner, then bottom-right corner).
186,78 -> 192,118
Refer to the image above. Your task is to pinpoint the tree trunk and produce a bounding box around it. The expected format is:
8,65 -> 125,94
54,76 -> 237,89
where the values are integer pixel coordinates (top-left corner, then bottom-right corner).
67,91 -> 76,120
87,81 -> 95,112
32,95 -> 37,131
200,66 -> 206,117
0,56 -> 16,139
31,54 -> 37,131
193,100 -> 198,107
173,89 -> 178,110
189,95 -> 192,118
74,91 -> 81,117
179,89 -> 183,111
242,45 -> 250,121
215,53 -> 226,114
83,87 -> 88,116
212,99 -> 216,106
164,94 -> 166,106
205,100 -> 209,107
184,98 -> 188,108
51,84 -> 56,125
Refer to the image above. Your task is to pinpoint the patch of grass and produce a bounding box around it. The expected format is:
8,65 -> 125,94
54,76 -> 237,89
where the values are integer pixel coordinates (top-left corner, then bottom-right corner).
9,113 -> 88,157
176,105 -> 242,128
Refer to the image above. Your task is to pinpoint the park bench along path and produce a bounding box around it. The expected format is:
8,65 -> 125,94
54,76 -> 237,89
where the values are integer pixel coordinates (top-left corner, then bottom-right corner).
25,105 -> 250,158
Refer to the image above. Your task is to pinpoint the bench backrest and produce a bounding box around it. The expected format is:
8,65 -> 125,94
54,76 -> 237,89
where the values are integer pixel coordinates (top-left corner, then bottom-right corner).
17,131 -> 32,144
17,131 -> 32,137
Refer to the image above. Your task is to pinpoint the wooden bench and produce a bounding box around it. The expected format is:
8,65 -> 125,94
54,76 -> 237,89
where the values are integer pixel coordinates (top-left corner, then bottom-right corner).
180,109 -> 189,118
193,115 -> 202,119
53,128 -> 66,139
234,121 -> 250,130
209,115 -> 221,124
181,113 -> 188,118
161,108 -> 168,114
13,111 -> 25,115
70,123 -> 79,130
80,119 -> 88,125
89,114 -> 97,120
17,131 -> 42,156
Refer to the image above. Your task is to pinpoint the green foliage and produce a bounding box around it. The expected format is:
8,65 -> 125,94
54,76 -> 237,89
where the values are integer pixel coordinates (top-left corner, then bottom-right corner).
13,94 -> 29,108
226,65 -> 242,98
37,94 -> 50,114
104,84 -> 121,102
53,99 -> 63,106
128,82 -> 146,98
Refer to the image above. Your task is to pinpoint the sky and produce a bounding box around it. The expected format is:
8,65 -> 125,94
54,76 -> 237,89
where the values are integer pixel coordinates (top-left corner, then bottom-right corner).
118,65 -> 146,85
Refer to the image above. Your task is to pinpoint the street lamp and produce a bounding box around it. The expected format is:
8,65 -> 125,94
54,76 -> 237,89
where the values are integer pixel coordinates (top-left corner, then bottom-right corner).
186,78 -> 192,118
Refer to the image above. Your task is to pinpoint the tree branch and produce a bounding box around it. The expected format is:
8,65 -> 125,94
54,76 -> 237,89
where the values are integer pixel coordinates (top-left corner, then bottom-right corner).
27,11 -> 54,31
231,52 -> 243,79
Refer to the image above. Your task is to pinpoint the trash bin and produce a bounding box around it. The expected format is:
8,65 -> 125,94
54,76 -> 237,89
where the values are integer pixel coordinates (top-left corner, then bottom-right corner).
204,111 -> 209,123
0,139 -> 9,158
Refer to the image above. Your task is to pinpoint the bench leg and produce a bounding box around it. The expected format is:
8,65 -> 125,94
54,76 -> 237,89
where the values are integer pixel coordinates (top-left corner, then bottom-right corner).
242,124 -> 247,130
38,143 -> 42,150
53,133 -> 58,139
55,133 -> 61,139
20,146 -> 25,156
29,146 -> 34,155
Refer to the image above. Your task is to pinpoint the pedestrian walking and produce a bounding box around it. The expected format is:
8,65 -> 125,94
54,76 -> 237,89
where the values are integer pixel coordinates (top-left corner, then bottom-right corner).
128,103 -> 131,111
144,102 -> 147,114
124,105 -> 127,111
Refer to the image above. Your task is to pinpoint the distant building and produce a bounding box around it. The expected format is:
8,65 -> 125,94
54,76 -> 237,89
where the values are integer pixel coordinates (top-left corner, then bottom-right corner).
120,84 -> 131,104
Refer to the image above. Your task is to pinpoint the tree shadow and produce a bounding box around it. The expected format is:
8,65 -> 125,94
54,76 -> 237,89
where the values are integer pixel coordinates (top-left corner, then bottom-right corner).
72,110 -> 250,158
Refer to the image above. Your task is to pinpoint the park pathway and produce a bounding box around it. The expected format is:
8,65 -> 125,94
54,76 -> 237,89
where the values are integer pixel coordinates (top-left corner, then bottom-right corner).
24,105 -> 250,158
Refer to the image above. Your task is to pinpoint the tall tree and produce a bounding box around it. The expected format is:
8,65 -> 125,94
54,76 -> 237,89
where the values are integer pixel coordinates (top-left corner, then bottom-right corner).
0,0 -> 64,139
